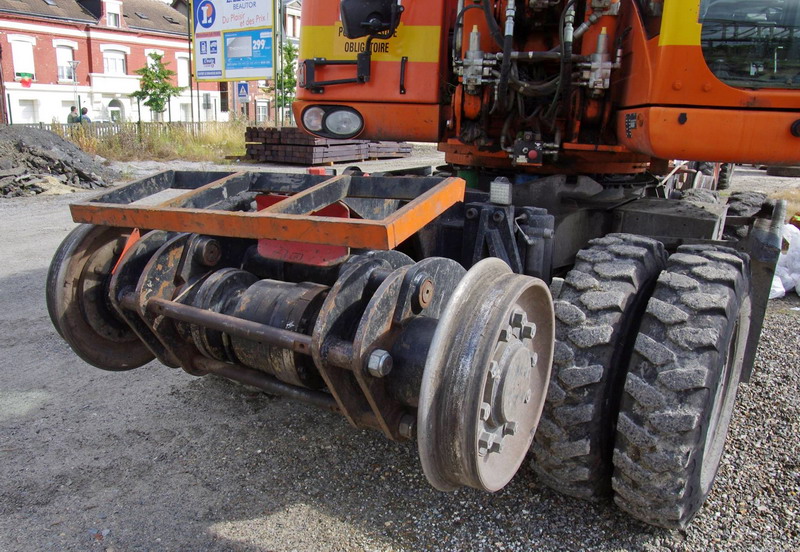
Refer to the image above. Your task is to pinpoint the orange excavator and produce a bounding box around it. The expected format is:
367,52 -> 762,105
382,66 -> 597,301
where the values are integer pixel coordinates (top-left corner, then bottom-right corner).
48,0 -> 799,529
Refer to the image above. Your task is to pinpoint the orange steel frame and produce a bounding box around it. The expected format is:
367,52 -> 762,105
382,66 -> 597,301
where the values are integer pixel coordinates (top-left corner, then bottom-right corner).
70,173 -> 466,250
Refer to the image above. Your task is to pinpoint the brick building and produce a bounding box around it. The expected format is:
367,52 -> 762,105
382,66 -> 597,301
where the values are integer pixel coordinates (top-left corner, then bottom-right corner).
0,0 -> 299,124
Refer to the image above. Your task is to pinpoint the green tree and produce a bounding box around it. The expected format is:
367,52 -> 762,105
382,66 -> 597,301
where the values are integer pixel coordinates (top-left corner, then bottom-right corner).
276,42 -> 298,108
131,53 -> 184,121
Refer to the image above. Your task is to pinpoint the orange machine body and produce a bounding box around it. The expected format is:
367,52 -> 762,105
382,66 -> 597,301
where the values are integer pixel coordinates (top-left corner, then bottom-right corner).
294,0 -> 800,173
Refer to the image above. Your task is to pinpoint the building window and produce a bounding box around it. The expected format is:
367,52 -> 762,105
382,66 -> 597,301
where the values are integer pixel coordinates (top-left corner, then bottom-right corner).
18,99 -> 38,123
107,5 -> 121,27
144,49 -> 164,68
177,56 -> 190,88
103,50 -> 127,74
56,46 -> 75,81
10,36 -> 36,80
256,100 -> 269,122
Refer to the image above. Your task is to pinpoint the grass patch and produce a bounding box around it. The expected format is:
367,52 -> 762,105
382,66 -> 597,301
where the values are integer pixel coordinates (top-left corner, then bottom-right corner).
54,121 -> 247,162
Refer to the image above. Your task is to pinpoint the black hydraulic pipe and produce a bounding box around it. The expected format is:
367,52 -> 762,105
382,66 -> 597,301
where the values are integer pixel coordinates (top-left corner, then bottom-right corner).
194,356 -> 341,413
120,293 -> 313,355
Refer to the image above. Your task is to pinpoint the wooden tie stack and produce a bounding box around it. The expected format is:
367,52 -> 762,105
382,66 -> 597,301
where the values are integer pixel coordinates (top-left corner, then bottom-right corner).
245,127 -> 412,165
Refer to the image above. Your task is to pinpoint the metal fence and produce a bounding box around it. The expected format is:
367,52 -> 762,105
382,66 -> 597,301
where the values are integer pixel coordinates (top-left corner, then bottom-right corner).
7,121 -> 240,139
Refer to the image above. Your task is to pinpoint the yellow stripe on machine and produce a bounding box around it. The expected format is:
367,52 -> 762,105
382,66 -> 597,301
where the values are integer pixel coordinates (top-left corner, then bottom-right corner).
658,0 -> 702,46
300,22 -> 441,63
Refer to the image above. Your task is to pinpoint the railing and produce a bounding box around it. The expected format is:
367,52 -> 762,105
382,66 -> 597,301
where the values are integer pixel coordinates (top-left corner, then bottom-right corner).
7,121 -> 235,139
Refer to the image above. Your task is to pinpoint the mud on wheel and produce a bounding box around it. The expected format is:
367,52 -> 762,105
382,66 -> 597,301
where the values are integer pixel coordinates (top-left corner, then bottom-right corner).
612,245 -> 750,529
532,234 -> 666,499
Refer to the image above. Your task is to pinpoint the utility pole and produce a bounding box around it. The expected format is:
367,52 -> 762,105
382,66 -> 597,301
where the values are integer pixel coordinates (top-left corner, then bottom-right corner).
0,44 -> 8,124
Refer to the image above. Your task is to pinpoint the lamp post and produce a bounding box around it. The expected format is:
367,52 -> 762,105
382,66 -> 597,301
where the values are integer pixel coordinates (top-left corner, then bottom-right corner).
773,46 -> 784,74
68,59 -> 80,108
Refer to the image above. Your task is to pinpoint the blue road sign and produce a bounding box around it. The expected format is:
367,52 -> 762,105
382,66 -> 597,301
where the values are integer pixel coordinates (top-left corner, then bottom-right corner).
237,82 -> 249,99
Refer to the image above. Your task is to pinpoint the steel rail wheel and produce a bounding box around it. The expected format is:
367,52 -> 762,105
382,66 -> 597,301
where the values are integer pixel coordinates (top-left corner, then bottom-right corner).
46,224 -> 154,370
418,258 -> 554,492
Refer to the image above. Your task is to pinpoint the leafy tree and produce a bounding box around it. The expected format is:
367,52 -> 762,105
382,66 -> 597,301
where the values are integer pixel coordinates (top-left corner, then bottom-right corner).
276,42 -> 298,108
131,53 -> 184,121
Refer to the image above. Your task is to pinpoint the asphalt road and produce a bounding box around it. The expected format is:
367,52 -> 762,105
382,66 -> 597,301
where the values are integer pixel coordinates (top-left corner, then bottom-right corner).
0,166 -> 798,551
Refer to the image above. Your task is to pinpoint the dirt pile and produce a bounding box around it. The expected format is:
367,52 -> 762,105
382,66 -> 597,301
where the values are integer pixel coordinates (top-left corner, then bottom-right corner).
0,126 -> 118,198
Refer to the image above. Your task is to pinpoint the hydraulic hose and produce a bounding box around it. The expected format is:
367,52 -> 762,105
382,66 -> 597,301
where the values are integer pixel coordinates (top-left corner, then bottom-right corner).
497,1 -> 517,112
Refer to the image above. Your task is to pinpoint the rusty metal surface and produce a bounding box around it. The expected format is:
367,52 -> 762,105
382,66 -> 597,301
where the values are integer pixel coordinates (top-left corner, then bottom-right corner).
69,172 -> 466,250
45,224 -> 154,371
193,356 -> 341,414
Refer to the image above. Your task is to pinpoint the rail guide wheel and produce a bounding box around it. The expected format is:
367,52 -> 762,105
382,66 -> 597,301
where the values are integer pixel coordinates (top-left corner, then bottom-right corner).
418,258 -> 554,492
46,224 -> 154,371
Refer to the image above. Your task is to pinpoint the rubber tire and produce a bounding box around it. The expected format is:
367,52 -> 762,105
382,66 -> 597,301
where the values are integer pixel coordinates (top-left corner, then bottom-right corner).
766,165 -> 800,177
717,163 -> 735,190
612,245 -> 751,529
724,191 -> 767,240
532,234 -> 667,499
681,188 -> 720,204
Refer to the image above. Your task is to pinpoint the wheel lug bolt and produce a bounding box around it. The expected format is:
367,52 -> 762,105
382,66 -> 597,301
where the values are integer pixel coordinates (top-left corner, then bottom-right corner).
521,323 -> 536,340
480,402 -> 491,421
503,421 -> 517,436
510,311 -> 525,328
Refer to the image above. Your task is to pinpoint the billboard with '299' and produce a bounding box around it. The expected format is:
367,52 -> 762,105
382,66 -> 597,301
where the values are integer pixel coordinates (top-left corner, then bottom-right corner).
191,0 -> 275,82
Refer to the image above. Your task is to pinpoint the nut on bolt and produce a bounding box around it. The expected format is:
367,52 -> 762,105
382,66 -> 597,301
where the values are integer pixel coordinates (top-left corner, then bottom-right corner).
399,414 -> 416,439
195,238 -> 222,267
411,272 -> 435,312
367,349 -> 393,378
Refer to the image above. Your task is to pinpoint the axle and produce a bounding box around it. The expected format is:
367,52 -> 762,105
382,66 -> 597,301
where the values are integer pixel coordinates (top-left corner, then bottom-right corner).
48,225 -> 554,493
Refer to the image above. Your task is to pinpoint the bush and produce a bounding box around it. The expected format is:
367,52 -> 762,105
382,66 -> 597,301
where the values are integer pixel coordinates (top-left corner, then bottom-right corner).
55,121 -> 247,162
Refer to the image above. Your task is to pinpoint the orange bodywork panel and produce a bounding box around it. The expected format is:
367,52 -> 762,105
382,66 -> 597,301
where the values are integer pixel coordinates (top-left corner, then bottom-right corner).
614,0 -> 800,163
296,0 -> 448,105
617,107 -> 800,164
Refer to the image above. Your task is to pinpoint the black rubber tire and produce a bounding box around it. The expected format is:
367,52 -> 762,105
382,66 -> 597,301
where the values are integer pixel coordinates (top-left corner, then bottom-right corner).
766,165 -> 800,177
693,162 -> 715,176
611,245 -> 751,529
681,188 -> 720,204
717,163 -> 735,190
531,234 -> 667,499
724,191 -> 767,240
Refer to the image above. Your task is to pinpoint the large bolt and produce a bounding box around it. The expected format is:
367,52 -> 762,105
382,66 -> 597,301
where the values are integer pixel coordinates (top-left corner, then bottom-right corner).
503,421 -> 517,436
367,349 -> 393,378
479,402 -> 492,422
399,414 -> 416,439
510,310 -> 525,328
521,323 -> 536,340
411,272 -> 435,312
195,238 -> 222,267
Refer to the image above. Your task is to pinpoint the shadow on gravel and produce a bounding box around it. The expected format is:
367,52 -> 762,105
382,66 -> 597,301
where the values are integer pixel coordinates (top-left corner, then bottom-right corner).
0,265 -> 668,552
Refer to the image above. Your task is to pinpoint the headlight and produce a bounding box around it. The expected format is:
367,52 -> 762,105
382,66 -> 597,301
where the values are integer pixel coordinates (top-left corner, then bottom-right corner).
302,106 -> 325,132
324,109 -> 363,137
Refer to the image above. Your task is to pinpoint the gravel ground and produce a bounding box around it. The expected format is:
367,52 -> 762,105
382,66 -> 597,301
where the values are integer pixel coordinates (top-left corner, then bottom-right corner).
0,163 -> 798,551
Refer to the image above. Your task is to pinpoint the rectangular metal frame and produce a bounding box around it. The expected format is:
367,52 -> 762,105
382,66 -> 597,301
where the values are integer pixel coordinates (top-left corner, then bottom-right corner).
71,171 -> 466,250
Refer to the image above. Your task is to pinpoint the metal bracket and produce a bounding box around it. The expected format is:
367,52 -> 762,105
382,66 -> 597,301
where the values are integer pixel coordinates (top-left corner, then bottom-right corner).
302,51 -> 372,93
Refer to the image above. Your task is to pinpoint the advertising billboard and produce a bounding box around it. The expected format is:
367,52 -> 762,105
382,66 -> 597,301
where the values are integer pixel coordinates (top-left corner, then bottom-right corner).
191,0 -> 275,81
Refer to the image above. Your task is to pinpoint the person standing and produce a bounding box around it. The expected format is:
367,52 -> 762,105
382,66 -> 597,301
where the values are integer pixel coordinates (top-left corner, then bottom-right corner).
79,107 -> 91,124
67,106 -> 78,124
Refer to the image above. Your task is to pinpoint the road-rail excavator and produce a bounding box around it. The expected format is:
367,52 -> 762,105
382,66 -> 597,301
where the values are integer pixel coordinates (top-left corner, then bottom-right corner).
47,0 -> 799,528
